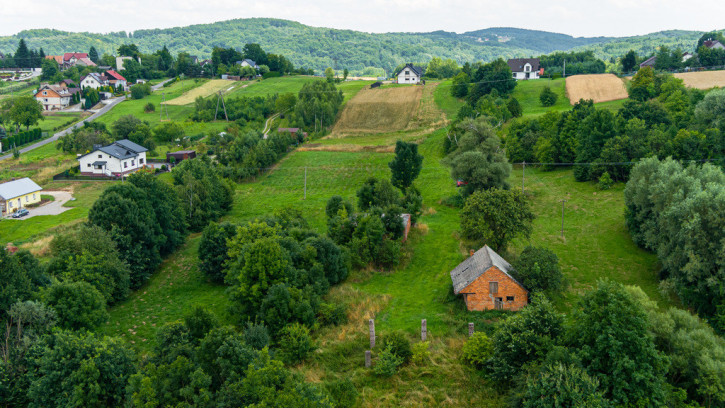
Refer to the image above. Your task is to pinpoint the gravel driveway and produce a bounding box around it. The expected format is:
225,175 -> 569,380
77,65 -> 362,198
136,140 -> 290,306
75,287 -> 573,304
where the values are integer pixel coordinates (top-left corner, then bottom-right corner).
7,191 -> 75,219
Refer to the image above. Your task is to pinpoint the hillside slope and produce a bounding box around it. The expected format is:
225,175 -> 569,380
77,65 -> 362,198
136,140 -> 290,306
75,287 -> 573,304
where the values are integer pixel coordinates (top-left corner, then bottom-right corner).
0,19 -> 720,74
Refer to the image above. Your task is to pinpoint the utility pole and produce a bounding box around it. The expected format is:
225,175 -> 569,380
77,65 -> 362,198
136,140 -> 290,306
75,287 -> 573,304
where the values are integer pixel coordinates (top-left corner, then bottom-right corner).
303,166 -> 307,200
522,161 -> 526,194
560,200 -> 565,237
563,60 -> 566,78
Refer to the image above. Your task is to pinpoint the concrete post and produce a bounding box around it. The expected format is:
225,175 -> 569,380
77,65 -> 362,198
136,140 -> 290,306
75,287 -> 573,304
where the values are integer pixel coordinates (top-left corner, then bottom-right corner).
369,319 -> 375,349
468,322 -> 474,337
421,319 -> 427,341
365,350 -> 371,368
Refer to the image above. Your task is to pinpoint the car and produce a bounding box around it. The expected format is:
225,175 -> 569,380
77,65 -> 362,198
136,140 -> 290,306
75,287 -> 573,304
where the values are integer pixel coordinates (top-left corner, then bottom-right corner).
11,208 -> 29,218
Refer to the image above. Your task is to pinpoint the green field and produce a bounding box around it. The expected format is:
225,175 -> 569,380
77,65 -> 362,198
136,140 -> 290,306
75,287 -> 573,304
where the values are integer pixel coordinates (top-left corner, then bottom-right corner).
511,78 -> 572,116
37,112 -> 83,133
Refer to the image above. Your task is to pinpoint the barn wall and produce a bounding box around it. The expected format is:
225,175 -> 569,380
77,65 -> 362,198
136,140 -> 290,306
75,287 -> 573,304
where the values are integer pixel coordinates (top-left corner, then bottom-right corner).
460,266 -> 528,311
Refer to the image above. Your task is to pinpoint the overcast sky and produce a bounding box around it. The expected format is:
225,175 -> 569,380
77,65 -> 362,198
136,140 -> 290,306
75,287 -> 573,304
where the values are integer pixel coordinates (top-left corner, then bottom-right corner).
1,0 -> 724,38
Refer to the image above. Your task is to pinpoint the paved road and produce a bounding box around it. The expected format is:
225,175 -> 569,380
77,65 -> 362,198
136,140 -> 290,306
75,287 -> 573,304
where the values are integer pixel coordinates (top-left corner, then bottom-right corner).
0,78 -> 173,162
2,191 -> 73,219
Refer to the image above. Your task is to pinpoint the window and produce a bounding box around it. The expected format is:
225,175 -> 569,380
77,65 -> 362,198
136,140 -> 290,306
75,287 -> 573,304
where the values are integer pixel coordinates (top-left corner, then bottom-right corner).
124,162 -> 128,168
43,91 -> 47,95
139,158 -> 144,164
506,296 -> 515,302
87,163 -> 91,167
489,282 -> 499,294
33,194 -> 36,200
98,154 -> 102,158
25,196 -> 28,202
512,73 -> 516,78
405,70 -> 410,75
131,160 -> 135,166
9,202 -> 12,208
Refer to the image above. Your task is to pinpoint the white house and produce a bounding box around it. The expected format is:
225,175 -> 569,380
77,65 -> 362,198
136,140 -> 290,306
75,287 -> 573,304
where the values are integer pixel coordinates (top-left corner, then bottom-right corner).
78,139 -> 148,177
508,58 -> 541,80
116,56 -> 141,70
79,72 -> 108,90
704,40 -> 725,50
236,59 -> 259,69
397,63 -> 424,84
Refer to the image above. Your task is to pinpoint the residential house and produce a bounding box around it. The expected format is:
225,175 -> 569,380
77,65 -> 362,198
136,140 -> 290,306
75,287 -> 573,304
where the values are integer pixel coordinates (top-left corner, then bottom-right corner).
450,245 -> 529,311
236,59 -> 259,69
507,58 -> 541,80
116,56 -> 140,70
62,52 -> 89,69
105,70 -> 127,90
79,72 -> 108,89
0,177 -> 42,216
704,39 -> 725,50
78,139 -> 148,177
639,55 -> 657,68
682,52 -> 694,63
74,57 -> 97,68
45,55 -> 63,65
397,63 -> 424,84
277,127 -> 308,138
35,83 -> 81,111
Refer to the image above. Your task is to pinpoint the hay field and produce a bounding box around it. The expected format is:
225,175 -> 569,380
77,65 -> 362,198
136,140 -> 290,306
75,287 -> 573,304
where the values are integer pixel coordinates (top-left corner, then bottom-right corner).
331,86 -> 423,135
565,74 -> 628,104
165,79 -> 237,105
674,70 -> 725,89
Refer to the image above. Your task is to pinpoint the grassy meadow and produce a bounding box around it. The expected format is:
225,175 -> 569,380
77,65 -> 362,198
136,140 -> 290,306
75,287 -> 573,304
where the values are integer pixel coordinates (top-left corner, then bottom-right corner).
511,78 -> 571,116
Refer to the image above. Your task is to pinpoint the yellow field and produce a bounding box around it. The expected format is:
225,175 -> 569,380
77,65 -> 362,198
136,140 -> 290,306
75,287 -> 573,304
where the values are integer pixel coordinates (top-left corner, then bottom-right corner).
674,70 -> 725,89
164,79 -> 239,105
330,86 -> 423,135
565,74 -> 628,104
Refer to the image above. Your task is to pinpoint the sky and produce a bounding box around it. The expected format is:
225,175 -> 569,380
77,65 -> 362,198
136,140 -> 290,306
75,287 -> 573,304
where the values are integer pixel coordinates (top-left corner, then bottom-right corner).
1,0 -> 724,37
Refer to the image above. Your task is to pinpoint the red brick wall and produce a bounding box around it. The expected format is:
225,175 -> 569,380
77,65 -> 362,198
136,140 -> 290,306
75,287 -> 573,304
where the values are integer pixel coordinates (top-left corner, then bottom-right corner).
460,266 -> 528,311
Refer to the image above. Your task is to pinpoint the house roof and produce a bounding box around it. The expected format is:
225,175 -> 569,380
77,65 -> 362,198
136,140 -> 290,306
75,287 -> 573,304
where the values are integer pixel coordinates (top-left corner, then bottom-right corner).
400,63 -> 424,77
639,56 -> 657,67
168,150 -> 196,154
75,57 -> 96,67
45,55 -> 63,64
61,79 -> 74,85
78,139 -> 147,162
450,245 -> 527,295
63,52 -> 88,62
0,178 -> 42,200
81,72 -> 107,84
704,40 -> 724,49
37,84 -> 78,97
507,58 -> 540,72
92,161 -> 107,166
105,70 -> 126,81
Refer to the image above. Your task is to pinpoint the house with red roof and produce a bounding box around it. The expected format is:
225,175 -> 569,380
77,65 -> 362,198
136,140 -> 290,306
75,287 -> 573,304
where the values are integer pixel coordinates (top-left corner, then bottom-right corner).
105,70 -> 128,90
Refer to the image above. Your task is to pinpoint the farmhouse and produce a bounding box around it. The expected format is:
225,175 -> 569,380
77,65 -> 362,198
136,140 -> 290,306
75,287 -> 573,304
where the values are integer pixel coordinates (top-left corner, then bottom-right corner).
105,69 -> 127,90
35,83 -> 80,111
80,72 -> 108,89
78,139 -> 148,177
397,63 -> 424,84
0,177 -> 42,216
507,58 -> 541,80
450,245 -> 528,311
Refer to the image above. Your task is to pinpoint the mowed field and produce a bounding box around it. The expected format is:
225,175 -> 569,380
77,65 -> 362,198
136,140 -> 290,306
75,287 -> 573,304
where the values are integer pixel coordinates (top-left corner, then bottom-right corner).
165,79 -> 239,105
674,70 -> 725,89
565,74 -> 628,104
331,86 -> 423,135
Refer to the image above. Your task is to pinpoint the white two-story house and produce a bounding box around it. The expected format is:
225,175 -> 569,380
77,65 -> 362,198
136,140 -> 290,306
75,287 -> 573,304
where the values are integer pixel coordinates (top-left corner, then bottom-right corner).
78,139 -> 147,177
397,63 -> 424,84
507,58 -> 541,80
79,72 -> 109,90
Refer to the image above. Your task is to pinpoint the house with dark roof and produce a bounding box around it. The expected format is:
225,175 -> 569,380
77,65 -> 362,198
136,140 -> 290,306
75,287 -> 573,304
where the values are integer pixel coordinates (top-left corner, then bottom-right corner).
639,55 -> 657,69
507,58 -> 541,80
0,178 -> 42,216
77,139 -> 148,177
80,72 -> 109,90
450,245 -> 529,311
703,40 -> 725,50
397,63 -> 424,84
236,59 -> 259,69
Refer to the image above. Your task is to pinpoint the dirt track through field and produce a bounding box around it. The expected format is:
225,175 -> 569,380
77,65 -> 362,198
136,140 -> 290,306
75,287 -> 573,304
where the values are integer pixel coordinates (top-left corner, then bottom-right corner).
331,86 -> 423,135
565,74 -> 628,104
674,70 -> 725,89
165,80 -> 236,105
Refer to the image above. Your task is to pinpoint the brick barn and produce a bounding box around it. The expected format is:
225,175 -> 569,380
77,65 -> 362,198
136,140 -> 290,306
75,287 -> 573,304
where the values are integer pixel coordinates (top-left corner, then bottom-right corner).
450,245 -> 528,311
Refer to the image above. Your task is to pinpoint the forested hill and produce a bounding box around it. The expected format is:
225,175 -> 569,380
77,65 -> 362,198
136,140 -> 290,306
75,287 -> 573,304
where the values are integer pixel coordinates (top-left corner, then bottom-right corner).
0,18 -> 717,74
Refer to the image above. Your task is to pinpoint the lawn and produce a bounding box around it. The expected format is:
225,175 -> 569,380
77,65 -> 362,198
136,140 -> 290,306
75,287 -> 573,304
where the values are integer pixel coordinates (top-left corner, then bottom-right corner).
225,76 -> 318,98
432,79 -> 465,120
511,78 -> 571,116
37,112 -> 83,134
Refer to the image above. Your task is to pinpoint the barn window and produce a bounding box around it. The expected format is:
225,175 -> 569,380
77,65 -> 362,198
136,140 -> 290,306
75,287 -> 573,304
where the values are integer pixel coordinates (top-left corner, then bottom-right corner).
506,296 -> 514,302
489,282 -> 498,294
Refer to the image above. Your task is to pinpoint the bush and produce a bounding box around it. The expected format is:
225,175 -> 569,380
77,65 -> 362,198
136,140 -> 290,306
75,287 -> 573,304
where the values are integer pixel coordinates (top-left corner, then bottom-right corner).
144,102 -> 155,112
318,302 -> 347,326
461,332 -> 493,368
539,86 -> 558,107
511,246 -> 565,293
130,83 -> 151,100
325,378 -> 358,408
184,306 -> 219,341
278,323 -> 315,365
411,341 -> 431,365
598,171 -> 613,190
380,331 -> 412,363
42,281 -> 108,331
243,321 -> 270,350
374,345 -> 404,377
262,71 -> 282,79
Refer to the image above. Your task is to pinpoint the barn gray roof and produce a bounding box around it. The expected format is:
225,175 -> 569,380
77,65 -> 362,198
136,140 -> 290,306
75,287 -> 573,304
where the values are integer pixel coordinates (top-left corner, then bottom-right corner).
450,245 -> 527,294
0,178 -> 42,200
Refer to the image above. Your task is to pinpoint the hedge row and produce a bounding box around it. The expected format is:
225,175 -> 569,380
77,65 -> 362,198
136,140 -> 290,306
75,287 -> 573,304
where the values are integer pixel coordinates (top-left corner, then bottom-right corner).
1,128 -> 42,152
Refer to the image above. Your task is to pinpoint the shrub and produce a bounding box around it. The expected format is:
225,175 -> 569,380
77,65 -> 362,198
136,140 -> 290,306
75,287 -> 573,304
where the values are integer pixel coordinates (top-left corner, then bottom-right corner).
411,341 -> 431,365
598,171 -> 613,190
461,332 -> 493,368
539,86 -> 558,107
318,302 -> 347,326
130,83 -> 151,99
144,102 -> 155,112
278,323 -> 315,365
511,246 -> 565,293
41,281 -> 108,331
374,345 -> 404,377
184,306 -> 219,341
243,321 -> 270,350
324,378 -> 358,408
380,331 -> 412,363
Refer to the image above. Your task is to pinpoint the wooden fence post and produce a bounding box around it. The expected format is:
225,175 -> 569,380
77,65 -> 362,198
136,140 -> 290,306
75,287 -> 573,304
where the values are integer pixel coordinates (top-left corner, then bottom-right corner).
468,322 -> 474,337
421,319 -> 427,341
365,350 -> 371,368
369,319 -> 375,349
